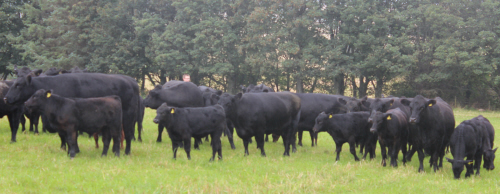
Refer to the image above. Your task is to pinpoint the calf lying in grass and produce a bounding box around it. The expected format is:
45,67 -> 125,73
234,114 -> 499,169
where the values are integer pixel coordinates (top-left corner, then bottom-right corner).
24,89 -> 122,159
153,103 -> 226,161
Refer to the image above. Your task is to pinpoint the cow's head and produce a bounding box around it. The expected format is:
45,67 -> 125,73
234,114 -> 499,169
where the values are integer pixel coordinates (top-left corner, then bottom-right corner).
338,97 -> 365,113
368,111 -> 394,133
312,112 -> 332,133
202,92 -> 220,106
43,67 -> 61,76
369,98 -> 394,114
446,157 -> 473,179
153,103 -> 176,125
143,85 -> 163,109
483,147 -> 497,170
24,89 -> 53,113
4,75 -> 38,105
217,93 -> 240,116
401,95 -> 435,124
324,99 -> 348,115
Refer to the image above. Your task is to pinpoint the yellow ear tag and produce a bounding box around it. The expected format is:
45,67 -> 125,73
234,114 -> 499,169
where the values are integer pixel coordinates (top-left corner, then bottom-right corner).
328,114 -> 333,119
46,93 -> 51,98
390,103 -> 393,106
468,161 -> 473,165
171,109 -> 175,114
428,104 -> 433,107
387,115 -> 392,120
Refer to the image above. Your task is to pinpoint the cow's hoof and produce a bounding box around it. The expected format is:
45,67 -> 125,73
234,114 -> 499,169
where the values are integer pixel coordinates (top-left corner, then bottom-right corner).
209,158 -> 214,162
231,146 -> 236,150
218,155 -> 222,160
156,140 -> 162,143
138,138 -> 142,142
10,140 -> 16,144
292,148 -> 297,153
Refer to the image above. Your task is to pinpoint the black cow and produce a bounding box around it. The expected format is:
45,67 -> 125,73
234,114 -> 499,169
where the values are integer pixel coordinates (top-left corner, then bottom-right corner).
401,95 -> 455,172
313,112 -> 375,161
218,92 -> 301,156
468,115 -> 497,171
294,93 -> 348,147
198,85 -> 218,93
202,91 -> 222,107
446,119 -> 489,179
0,80 -> 26,142
24,89 -> 122,158
4,73 -> 140,155
143,81 -> 204,142
153,103 -> 226,161
240,83 -> 275,93
368,108 -> 409,167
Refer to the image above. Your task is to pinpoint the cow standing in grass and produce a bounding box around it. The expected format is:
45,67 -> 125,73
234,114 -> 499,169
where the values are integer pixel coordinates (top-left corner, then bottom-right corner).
368,108 -> 409,167
313,112 -> 375,161
153,103 -> 226,161
401,95 -> 455,172
24,89 -> 122,158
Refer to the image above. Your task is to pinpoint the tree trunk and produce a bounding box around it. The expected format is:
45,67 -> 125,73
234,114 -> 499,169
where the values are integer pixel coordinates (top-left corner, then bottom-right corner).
375,77 -> 384,98
334,73 -> 345,95
310,77 -> 317,93
160,69 -> 167,85
350,75 -> 357,98
358,76 -> 370,98
140,72 -> 145,95
286,73 -> 290,91
296,75 -> 304,93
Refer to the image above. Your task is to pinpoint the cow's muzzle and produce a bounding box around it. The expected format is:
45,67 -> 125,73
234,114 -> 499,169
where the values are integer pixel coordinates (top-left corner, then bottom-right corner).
409,118 -> 417,124
3,97 -> 7,104
153,118 -> 159,124
370,128 -> 377,133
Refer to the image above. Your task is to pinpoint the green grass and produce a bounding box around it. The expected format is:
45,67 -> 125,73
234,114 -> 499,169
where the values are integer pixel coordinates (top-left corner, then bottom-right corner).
0,108 -> 499,193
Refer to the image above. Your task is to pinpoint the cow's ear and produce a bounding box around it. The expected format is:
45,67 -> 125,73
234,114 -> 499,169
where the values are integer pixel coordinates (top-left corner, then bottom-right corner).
214,94 -> 220,101
401,99 -> 411,106
154,85 -> 162,90
262,89 -> 269,93
216,90 -> 223,96
235,93 -> 243,100
446,157 -> 454,163
170,107 -> 175,114
385,113 -> 393,121
426,99 -> 436,107
26,75 -> 32,85
338,98 -> 347,105
493,147 -> 498,153
45,90 -> 52,98
33,69 -> 43,76
387,99 -> 394,107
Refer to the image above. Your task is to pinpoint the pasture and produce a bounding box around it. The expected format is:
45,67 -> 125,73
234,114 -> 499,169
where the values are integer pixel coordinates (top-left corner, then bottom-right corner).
0,108 -> 499,193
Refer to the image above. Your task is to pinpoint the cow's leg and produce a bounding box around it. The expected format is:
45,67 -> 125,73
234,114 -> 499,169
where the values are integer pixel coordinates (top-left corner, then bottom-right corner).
255,133 -> 266,157
282,130 -> 291,156
58,132 -> 67,150
401,138 -> 408,165
406,145 -> 416,162
112,127 -> 121,157
297,129 -> 303,147
225,126 -> 236,150
41,115 -> 49,133
101,129 -> 111,157
183,135 -> 192,160
417,148 -> 425,172
309,131 -> 316,147
243,138 -> 250,156
66,126 -> 78,159
7,113 -> 21,143
120,128 -> 125,149
474,151 -> 482,176
379,139 -> 387,167
392,140 -> 401,167
432,152 -> 440,172
157,123 -> 164,142
123,107 -> 137,155
194,137 -> 201,150
171,140 -> 180,159
265,134 -> 269,142
20,114 -> 26,132
314,132 -> 318,146
32,113 -> 40,134
94,133 -> 99,148
334,141 -> 343,161
465,155 -> 474,178
210,130 -> 223,161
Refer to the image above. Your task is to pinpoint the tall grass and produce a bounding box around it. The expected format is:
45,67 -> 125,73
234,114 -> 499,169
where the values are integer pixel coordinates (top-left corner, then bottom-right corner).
0,108 -> 499,193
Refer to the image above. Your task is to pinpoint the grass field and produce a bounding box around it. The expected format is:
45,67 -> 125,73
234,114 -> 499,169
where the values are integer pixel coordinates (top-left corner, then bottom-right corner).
0,108 -> 499,193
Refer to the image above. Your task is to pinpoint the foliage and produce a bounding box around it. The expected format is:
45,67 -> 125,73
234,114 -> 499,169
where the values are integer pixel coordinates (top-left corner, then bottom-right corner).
4,0 -> 500,106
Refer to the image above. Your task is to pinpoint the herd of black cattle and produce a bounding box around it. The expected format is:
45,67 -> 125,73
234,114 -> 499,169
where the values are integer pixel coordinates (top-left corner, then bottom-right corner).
0,67 -> 497,179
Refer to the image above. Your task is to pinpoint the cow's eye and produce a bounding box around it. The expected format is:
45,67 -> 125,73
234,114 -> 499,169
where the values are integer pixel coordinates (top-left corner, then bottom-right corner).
419,107 -> 424,110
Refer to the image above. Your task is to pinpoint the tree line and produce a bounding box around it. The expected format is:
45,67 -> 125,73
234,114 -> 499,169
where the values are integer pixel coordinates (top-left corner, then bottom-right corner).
2,0 -> 500,109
